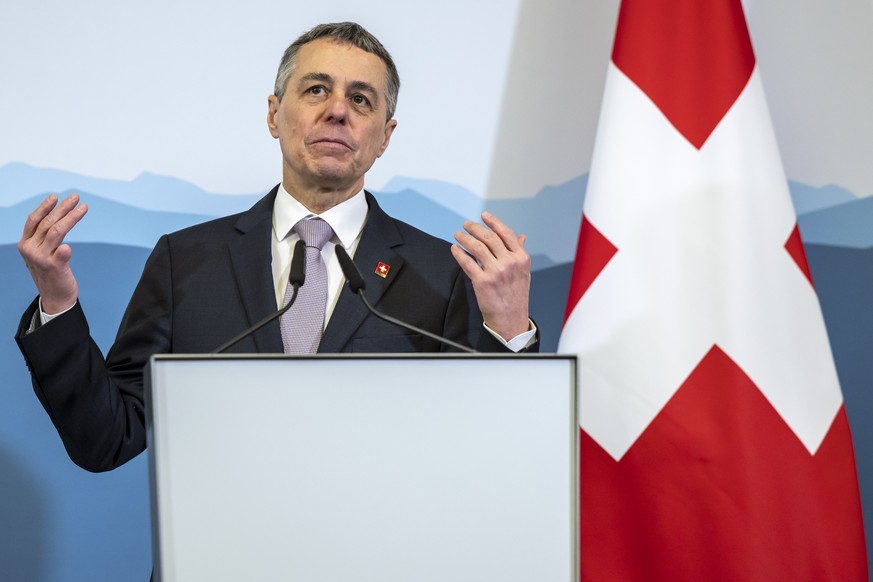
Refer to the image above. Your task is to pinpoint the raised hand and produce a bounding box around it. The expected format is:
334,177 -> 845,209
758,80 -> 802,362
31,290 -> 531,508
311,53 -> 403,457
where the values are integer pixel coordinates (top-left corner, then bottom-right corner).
451,211 -> 531,341
18,193 -> 88,315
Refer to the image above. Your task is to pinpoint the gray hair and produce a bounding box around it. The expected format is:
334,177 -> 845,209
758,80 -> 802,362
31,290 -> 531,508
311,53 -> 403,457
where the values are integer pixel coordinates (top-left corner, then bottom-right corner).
273,22 -> 400,121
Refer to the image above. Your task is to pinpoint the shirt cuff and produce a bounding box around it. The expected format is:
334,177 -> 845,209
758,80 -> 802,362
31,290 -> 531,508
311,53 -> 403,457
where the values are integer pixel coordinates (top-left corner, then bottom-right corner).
483,319 -> 538,353
38,297 -> 76,326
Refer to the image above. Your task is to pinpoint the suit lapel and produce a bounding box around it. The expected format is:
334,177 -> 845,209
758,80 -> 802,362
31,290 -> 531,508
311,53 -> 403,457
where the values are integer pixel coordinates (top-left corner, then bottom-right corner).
319,192 -> 405,353
227,186 -> 284,353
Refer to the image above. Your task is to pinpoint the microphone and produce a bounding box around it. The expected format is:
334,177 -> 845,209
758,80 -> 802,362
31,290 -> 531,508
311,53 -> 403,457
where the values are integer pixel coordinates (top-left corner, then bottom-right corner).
335,245 -> 477,353
213,240 -> 306,353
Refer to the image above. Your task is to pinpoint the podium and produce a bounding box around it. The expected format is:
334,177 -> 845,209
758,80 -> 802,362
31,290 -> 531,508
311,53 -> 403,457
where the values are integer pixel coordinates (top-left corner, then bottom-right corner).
146,354 -> 577,581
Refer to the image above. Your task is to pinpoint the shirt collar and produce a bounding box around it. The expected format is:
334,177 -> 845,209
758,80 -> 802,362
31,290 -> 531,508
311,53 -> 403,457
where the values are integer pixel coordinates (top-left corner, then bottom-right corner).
273,184 -> 368,249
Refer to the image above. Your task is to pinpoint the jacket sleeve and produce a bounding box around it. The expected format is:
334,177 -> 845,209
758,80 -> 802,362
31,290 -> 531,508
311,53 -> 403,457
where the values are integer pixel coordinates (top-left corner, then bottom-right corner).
14,235 -> 174,472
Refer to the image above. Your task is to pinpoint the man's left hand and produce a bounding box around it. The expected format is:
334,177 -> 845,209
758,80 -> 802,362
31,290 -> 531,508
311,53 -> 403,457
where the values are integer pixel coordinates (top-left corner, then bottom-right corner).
451,212 -> 531,341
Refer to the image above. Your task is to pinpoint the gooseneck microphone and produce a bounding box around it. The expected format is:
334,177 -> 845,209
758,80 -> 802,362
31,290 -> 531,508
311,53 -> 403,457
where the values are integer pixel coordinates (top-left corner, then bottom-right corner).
213,240 -> 307,353
335,245 -> 478,354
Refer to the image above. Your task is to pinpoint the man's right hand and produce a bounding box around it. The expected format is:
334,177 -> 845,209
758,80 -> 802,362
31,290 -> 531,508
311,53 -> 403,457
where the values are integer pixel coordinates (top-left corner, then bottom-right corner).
18,193 -> 88,315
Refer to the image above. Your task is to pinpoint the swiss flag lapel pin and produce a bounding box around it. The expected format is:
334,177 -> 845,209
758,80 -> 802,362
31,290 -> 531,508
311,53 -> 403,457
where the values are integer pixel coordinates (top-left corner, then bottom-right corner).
375,262 -> 390,278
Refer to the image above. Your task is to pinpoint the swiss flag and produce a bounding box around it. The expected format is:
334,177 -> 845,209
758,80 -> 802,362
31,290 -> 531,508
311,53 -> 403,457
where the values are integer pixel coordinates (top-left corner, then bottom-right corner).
559,0 -> 869,579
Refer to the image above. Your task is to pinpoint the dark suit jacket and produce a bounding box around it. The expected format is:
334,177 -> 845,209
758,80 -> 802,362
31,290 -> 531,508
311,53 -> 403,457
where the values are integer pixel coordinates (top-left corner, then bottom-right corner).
16,187 -> 534,472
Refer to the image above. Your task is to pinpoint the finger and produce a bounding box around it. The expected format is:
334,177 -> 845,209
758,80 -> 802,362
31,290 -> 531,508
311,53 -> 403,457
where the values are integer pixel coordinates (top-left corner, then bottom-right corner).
32,193 -> 80,238
480,211 -> 524,252
451,244 -> 483,279
40,198 -> 88,249
460,214 -> 525,262
22,194 -> 59,239
460,220 -> 507,258
454,229 -> 497,267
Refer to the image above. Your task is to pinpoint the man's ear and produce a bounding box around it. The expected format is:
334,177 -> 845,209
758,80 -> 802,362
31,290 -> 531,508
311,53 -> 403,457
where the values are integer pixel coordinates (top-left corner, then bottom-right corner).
266,95 -> 280,138
378,119 -> 398,157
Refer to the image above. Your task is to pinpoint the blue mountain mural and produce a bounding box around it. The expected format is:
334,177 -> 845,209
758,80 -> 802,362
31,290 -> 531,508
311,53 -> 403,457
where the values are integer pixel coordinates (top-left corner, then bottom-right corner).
798,195 -> 873,249
0,192 -> 216,249
789,181 -> 857,215
4,162 -> 869,262
0,162 -> 264,215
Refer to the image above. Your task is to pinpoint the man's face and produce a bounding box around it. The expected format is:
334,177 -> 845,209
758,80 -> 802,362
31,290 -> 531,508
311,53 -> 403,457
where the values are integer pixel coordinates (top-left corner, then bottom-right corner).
267,38 -> 397,199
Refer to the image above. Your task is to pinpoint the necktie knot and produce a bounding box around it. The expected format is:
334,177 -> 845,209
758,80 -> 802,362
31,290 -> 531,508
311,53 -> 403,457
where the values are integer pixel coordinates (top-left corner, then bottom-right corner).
294,217 -> 334,250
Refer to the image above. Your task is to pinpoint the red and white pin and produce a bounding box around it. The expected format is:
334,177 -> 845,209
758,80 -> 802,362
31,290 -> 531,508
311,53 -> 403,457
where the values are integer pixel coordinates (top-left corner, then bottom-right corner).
375,262 -> 391,278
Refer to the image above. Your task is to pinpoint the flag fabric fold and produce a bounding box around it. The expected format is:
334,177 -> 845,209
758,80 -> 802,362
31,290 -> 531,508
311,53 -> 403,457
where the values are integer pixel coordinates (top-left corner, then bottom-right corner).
559,0 -> 868,579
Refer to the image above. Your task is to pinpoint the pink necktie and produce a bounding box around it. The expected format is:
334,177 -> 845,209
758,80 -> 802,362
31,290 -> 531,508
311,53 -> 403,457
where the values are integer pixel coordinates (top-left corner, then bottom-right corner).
280,217 -> 334,354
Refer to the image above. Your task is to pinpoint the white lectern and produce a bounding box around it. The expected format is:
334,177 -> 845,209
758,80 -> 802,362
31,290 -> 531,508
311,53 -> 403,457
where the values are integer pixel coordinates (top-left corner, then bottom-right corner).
146,354 -> 577,581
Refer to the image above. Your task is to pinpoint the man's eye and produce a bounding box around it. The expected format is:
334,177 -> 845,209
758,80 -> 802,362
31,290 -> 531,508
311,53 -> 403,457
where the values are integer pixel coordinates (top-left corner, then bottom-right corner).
307,86 -> 326,96
352,94 -> 371,106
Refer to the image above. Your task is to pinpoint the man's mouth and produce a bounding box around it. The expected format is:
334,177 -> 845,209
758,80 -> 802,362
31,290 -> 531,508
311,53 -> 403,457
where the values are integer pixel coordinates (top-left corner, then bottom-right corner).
311,137 -> 353,150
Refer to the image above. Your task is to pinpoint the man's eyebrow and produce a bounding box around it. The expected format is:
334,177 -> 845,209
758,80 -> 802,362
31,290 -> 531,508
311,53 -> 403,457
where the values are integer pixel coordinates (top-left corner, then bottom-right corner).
347,80 -> 377,95
298,72 -> 334,86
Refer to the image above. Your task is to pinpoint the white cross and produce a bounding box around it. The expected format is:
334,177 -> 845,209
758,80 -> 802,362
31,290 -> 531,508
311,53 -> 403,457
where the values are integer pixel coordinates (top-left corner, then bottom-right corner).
560,65 -> 842,460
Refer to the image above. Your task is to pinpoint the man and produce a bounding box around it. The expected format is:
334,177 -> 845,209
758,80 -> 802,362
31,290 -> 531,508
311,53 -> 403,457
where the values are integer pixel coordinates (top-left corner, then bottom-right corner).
15,22 -> 536,473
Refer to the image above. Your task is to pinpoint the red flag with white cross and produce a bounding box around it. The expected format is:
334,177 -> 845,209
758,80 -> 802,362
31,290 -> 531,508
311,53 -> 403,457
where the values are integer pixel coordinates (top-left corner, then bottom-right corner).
559,0 -> 869,579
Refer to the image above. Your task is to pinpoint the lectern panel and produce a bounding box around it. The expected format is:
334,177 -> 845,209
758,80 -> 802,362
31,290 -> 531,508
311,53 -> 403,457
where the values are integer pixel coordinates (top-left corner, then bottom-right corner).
147,355 -> 576,582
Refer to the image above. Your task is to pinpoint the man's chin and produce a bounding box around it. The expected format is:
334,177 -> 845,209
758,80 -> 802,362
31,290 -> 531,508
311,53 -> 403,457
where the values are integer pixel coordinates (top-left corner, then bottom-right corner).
315,164 -> 350,179
288,157 -> 370,191
309,165 -> 360,190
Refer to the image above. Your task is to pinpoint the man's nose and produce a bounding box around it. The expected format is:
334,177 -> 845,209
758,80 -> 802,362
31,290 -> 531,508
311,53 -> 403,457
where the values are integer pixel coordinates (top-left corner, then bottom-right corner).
322,94 -> 349,123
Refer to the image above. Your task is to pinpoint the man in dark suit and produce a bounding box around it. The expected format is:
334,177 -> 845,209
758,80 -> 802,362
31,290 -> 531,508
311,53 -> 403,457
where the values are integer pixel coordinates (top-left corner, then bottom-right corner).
15,22 -> 536,472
